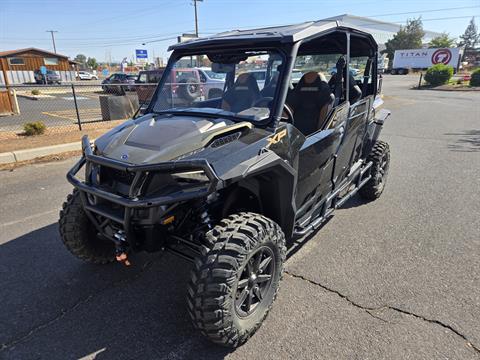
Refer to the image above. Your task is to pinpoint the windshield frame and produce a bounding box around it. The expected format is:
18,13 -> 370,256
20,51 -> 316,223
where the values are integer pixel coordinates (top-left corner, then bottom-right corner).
145,47 -> 289,127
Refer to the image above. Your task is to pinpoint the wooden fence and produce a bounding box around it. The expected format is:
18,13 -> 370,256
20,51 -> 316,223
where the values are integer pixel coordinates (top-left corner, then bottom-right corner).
0,90 -> 14,115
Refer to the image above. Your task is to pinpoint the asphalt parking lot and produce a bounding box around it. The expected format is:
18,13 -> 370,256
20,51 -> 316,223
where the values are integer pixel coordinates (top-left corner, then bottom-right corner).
0,75 -> 479,359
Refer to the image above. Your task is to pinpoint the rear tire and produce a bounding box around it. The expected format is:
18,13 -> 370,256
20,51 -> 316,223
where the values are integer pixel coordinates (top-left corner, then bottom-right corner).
59,190 -> 115,264
359,140 -> 390,200
187,212 -> 286,347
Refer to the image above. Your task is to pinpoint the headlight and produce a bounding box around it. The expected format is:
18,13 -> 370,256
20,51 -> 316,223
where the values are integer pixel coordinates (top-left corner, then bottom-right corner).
171,170 -> 209,183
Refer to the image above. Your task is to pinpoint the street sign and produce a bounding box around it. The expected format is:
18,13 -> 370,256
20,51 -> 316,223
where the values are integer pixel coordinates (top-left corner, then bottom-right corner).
40,66 -> 47,75
136,49 -> 148,59
136,49 -> 148,64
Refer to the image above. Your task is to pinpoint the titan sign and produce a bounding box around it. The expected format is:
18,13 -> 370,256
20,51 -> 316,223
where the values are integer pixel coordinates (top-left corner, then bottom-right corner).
392,48 -> 461,69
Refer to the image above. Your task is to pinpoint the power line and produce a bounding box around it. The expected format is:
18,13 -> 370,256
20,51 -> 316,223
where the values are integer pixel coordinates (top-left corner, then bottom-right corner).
367,5 -> 480,18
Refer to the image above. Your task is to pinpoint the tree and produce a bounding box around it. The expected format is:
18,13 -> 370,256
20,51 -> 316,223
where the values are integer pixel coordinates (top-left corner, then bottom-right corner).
86,57 -> 98,69
429,33 -> 456,48
74,54 -> 86,64
383,18 -> 425,61
458,17 -> 479,50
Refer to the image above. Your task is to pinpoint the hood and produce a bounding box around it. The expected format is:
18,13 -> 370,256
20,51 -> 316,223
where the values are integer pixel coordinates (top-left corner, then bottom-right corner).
95,114 -> 252,165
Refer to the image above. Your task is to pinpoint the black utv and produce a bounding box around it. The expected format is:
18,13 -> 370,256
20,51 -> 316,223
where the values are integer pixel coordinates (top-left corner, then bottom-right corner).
60,20 -> 391,347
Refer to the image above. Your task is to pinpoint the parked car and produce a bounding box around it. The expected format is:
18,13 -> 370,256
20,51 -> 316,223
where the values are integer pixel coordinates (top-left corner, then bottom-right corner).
135,68 -> 203,105
135,69 -> 165,103
196,67 -> 225,99
330,66 -> 360,76
77,71 -> 98,80
34,69 -> 61,84
101,73 -> 137,94
61,20 -> 390,348
291,70 -> 304,83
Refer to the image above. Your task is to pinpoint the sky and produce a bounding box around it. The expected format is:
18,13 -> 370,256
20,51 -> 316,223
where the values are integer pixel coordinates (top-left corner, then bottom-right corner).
1,0 -> 478,63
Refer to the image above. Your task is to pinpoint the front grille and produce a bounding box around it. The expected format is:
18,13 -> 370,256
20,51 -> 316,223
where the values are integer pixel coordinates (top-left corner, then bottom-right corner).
101,167 -> 136,186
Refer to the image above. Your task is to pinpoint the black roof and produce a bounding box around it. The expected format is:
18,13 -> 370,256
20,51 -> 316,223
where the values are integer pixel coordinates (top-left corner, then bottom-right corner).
169,20 -> 376,52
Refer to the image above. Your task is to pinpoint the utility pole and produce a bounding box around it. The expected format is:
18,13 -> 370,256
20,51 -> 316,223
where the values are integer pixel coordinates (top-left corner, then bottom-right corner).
193,0 -> 203,37
46,30 -> 58,53
193,0 -> 203,66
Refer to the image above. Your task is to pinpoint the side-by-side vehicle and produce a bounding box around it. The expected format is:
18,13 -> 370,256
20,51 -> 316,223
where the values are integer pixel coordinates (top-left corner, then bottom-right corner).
60,20 -> 391,347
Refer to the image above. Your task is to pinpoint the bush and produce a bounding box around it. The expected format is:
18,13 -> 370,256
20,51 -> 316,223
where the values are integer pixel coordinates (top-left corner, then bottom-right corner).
31,89 -> 40,95
470,69 -> 480,87
424,64 -> 454,86
23,121 -> 46,136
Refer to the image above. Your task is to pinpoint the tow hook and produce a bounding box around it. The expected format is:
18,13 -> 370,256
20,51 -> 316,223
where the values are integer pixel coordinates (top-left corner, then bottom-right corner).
114,230 -> 131,266
115,251 -> 131,266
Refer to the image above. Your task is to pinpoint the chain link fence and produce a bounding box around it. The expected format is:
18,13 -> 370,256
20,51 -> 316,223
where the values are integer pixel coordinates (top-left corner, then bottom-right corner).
0,83 -> 157,139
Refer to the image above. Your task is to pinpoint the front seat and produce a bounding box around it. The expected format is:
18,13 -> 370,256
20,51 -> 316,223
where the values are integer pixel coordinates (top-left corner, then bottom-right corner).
260,72 -> 279,98
286,71 -> 334,136
221,73 -> 260,113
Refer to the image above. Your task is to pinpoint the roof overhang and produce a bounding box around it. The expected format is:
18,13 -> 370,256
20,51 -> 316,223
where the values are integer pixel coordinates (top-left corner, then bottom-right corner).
0,47 -> 69,59
168,20 -> 377,54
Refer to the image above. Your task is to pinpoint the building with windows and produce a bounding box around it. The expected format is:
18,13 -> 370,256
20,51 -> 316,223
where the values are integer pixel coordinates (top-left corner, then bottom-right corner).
324,14 -> 443,48
0,48 -> 77,84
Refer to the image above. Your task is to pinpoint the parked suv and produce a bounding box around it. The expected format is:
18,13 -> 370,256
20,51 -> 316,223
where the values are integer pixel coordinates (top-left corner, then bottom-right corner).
196,67 -> 225,99
34,69 -> 61,84
135,69 -> 165,103
136,68 -> 203,105
101,73 -> 137,94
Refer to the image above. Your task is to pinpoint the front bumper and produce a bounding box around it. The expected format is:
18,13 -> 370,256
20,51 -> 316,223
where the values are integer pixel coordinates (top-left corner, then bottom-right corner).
67,135 -> 219,209
67,136 -> 219,252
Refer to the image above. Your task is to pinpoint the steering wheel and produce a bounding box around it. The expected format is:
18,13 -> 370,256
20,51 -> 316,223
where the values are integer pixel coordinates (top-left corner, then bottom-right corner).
281,103 -> 294,124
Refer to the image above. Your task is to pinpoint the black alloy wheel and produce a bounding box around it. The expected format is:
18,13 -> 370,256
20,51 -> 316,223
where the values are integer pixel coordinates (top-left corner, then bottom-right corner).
235,246 -> 275,317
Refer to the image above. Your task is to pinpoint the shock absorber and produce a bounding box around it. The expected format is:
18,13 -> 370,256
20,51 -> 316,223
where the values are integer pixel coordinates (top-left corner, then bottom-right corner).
199,207 -> 212,230
199,192 -> 219,230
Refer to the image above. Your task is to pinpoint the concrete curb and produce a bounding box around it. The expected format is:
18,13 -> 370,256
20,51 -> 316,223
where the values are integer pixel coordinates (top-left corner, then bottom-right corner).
16,94 -> 56,100
0,141 -> 82,164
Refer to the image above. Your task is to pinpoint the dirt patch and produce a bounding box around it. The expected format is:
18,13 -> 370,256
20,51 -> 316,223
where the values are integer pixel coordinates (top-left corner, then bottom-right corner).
0,150 -> 81,171
0,121 -> 124,153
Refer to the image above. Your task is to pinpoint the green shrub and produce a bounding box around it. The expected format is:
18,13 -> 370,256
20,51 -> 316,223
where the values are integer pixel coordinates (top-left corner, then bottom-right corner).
23,121 -> 46,136
424,64 -> 454,86
470,69 -> 480,87
31,89 -> 40,95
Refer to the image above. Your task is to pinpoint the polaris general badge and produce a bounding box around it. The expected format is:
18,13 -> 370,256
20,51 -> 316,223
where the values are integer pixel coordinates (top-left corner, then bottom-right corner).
60,20 -> 390,347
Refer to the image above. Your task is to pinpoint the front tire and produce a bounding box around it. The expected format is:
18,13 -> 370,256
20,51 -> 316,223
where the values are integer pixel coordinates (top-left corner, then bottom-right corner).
187,212 -> 286,347
359,140 -> 390,200
59,190 -> 115,264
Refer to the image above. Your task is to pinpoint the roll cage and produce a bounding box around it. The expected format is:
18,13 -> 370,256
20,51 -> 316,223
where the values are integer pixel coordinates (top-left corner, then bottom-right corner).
146,20 -> 379,131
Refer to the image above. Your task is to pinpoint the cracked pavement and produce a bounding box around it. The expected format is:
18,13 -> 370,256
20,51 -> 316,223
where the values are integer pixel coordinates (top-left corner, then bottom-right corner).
0,75 -> 479,359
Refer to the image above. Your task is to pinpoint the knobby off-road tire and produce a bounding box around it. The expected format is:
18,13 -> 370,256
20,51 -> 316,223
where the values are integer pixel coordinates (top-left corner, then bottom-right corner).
59,190 -> 115,264
359,140 -> 390,200
187,212 -> 286,347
